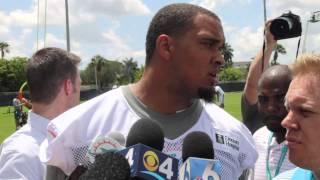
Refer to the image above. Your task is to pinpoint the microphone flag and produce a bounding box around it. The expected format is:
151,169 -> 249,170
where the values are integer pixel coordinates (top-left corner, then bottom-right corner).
118,143 -> 179,180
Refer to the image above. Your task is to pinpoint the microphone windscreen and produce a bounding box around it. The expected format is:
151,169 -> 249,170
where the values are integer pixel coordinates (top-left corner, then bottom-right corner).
79,152 -> 130,180
126,119 -> 164,151
108,131 -> 126,146
182,131 -> 214,162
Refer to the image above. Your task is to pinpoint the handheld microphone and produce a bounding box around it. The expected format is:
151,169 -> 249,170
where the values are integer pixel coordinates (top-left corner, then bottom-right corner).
79,152 -> 131,180
118,119 -> 179,180
179,131 -> 221,180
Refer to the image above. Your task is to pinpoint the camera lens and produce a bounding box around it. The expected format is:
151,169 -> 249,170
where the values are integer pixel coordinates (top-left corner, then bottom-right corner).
270,17 -> 293,39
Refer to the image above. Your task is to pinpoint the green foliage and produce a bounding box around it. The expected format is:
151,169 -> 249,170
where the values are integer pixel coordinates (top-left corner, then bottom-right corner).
271,43 -> 286,66
219,67 -> 245,81
0,42 -> 10,59
0,57 -> 28,91
134,66 -> 144,82
81,55 -> 143,89
221,42 -> 234,67
118,58 -> 139,84
81,55 -> 124,89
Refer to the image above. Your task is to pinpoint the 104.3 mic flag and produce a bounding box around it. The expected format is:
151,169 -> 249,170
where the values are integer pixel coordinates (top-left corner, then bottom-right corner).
118,143 -> 179,180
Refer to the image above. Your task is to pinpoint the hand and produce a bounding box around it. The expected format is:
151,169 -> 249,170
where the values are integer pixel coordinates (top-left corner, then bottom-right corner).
265,20 -> 277,49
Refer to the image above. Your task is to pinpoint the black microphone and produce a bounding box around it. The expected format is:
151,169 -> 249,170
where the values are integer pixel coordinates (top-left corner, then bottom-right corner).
79,152 -> 131,180
182,131 -> 214,162
118,119 -> 179,180
179,131 -> 221,180
126,118 -> 164,151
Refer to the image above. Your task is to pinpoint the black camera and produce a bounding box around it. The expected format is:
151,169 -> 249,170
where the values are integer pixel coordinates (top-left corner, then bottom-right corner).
270,11 -> 302,40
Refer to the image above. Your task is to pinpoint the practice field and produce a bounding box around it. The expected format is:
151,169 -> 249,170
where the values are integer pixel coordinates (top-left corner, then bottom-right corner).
0,92 -> 242,143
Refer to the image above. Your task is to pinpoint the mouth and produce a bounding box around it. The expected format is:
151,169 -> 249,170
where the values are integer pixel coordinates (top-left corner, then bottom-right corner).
209,73 -> 218,85
285,136 -> 302,148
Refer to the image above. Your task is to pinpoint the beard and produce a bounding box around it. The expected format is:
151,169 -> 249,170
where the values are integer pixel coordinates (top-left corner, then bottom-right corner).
197,87 -> 215,102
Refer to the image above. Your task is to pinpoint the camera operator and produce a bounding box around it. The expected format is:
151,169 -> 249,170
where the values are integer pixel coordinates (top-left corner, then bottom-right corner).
243,20 -> 298,180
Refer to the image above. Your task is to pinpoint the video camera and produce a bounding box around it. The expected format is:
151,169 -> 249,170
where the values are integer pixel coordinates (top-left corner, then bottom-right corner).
270,11 -> 302,40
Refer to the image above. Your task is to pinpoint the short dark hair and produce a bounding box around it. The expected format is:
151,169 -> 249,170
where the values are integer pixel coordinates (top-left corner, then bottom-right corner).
27,47 -> 81,104
145,3 -> 219,65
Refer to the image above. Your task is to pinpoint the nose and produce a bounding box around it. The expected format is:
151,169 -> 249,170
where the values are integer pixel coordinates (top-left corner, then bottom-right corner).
265,99 -> 278,113
217,51 -> 225,66
281,111 -> 299,130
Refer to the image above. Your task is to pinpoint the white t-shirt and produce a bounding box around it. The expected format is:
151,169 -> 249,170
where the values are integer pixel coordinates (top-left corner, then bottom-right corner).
0,111 -> 49,180
40,87 -> 257,180
251,126 -> 296,180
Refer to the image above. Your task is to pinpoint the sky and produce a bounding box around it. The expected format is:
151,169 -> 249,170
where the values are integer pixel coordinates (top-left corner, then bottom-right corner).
0,0 -> 319,69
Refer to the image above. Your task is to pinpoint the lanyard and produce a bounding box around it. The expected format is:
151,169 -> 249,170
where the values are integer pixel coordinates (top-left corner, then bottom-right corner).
266,132 -> 288,180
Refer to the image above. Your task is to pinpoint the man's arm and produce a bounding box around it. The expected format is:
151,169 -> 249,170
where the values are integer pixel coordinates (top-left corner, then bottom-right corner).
241,21 -> 277,133
243,21 -> 277,105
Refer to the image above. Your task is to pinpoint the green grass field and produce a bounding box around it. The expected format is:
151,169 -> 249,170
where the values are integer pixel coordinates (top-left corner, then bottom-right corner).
0,92 -> 242,143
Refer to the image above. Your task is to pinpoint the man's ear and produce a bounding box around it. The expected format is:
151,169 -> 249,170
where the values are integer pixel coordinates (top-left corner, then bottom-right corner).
63,79 -> 73,96
155,34 -> 174,61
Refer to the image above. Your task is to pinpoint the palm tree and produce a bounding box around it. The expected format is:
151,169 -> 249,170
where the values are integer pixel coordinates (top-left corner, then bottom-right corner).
221,42 -> 234,67
271,43 -> 286,66
122,58 -> 138,83
0,42 -> 10,60
91,55 -> 105,90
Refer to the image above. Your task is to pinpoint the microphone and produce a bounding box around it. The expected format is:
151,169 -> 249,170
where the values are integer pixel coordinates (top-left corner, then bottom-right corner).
118,119 -> 179,180
179,131 -> 221,180
79,152 -> 131,180
125,118 -> 164,151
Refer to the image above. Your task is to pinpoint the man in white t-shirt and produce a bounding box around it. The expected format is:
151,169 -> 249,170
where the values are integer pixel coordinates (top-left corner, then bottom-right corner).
0,48 -> 81,180
244,22 -> 296,180
40,4 -> 257,180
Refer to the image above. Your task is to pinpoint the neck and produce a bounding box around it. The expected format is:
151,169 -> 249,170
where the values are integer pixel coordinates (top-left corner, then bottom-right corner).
32,98 -> 71,120
131,76 -> 193,114
274,131 -> 286,144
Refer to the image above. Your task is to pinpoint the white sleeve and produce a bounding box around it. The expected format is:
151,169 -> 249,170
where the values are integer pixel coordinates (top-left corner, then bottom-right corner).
0,149 -> 43,180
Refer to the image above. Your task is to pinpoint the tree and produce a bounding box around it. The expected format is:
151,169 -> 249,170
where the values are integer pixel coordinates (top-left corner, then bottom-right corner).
271,43 -> 286,66
218,67 -> 245,81
0,42 -> 10,60
0,57 -> 28,91
91,55 -> 105,90
81,55 -> 123,89
122,58 -> 138,83
221,42 -> 234,67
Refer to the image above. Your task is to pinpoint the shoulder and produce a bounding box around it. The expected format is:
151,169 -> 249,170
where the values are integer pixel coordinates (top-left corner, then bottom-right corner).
203,102 -> 248,133
1,128 -> 40,158
49,87 -> 128,135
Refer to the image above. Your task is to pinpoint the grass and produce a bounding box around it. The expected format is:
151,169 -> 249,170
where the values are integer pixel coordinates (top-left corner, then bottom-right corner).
0,106 -> 16,144
0,92 -> 243,143
224,92 -> 242,121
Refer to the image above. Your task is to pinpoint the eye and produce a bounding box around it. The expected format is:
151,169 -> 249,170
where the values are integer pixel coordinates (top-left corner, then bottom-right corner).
202,41 -> 215,48
298,108 -> 313,118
